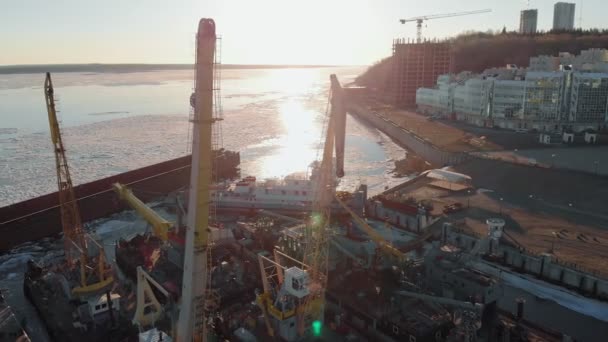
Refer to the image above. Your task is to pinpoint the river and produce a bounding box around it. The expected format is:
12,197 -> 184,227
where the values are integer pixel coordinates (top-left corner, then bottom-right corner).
0,66 -> 410,340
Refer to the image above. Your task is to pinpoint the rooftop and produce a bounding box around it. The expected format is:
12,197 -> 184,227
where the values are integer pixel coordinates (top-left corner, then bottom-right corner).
383,167 -> 608,277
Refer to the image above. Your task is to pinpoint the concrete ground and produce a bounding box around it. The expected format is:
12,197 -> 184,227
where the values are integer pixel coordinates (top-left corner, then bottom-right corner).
480,146 -> 608,176
439,119 -> 544,150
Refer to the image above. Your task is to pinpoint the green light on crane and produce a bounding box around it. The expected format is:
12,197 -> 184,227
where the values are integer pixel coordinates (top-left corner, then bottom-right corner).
312,320 -> 322,336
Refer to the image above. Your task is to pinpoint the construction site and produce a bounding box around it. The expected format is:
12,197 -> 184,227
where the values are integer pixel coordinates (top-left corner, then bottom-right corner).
2,8 -> 608,342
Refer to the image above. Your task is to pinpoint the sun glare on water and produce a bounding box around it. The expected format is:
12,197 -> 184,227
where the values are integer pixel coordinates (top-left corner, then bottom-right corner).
259,98 -> 322,178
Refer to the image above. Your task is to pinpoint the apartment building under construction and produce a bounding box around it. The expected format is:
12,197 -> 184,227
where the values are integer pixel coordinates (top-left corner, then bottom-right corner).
387,39 -> 452,108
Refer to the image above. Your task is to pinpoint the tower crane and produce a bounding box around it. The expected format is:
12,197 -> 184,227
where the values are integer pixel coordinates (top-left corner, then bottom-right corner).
44,73 -> 114,296
399,9 -> 492,43
177,18 -> 217,342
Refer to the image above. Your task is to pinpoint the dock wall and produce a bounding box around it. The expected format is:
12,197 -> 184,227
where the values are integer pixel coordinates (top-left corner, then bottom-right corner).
348,104 -> 469,166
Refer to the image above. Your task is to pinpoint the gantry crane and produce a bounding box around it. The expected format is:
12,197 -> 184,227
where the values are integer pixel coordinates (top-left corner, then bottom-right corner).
177,18 -> 217,342
44,73 -> 113,296
399,9 -> 492,43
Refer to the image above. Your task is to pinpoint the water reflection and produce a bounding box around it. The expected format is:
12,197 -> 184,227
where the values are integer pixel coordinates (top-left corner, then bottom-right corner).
259,99 -> 321,178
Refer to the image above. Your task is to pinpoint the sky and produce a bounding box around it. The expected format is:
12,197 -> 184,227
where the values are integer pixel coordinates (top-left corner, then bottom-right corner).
1,0 -> 606,66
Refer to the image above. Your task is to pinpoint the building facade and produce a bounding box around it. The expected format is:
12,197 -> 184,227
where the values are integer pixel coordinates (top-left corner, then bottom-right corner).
553,2 -> 576,31
415,49 -> 608,132
569,73 -> 608,123
519,9 -> 538,34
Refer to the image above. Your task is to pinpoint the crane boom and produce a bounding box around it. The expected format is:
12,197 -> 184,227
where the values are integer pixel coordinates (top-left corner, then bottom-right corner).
44,73 -> 87,265
399,9 -> 492,43
44,73 -> 113,296
178,18 -> 216,342
112,183 -> 173,241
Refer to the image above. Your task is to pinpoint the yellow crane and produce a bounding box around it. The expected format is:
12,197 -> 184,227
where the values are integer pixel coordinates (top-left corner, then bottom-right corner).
112,183 -> 173,241
298,74 -> 347,334
255,74 -> 347,341
44,73 -> 113,296
177,18 -> 217,342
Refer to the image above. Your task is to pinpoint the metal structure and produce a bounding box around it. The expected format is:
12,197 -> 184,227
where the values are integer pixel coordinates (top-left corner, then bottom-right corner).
334,196 -> 436,265
399,9 -> 492,43
133,266 -> 171,329
44,73 -> 113,297
299,74 -> 347,333
395,290 -> 484,342
177,18 -> 218,342
255,74 -> 347,341
113,183 -> 173,241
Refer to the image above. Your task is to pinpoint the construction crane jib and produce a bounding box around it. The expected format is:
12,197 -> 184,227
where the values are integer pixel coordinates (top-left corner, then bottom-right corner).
399,9 -> 492,43
177,18 -> 216,342
44,73 -> 113,297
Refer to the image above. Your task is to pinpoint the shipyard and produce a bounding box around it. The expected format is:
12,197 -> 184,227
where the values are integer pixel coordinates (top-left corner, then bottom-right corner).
2,1 -> 608,342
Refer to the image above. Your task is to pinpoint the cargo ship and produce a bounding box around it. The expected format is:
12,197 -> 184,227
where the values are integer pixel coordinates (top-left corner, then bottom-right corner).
0,150 -> 240,253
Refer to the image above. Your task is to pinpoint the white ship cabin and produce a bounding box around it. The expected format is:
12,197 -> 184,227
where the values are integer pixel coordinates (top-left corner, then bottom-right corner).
88,292 -> 121,319
221,173 -> 315,201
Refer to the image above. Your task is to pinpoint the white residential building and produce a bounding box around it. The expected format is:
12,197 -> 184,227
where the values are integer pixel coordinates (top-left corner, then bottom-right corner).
492,80 -> 527,119
569,73 -> 608,123
523,72 -> 565,121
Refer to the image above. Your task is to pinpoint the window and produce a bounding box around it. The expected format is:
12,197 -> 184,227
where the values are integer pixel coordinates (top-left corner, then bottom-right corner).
295,191 -> 299,196
95,305 -> 101,310
282,190 -> 286,195
303,191 -> 307,196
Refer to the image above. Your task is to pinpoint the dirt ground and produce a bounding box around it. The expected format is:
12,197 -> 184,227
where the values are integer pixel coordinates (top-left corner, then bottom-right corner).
457,192 -> 608,277
375,107 -> 501,152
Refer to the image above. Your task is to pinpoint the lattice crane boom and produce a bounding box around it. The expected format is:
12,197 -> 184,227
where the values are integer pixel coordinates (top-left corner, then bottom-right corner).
299,74 -> 347,334
44,73 -> 113,296
399,9 -> 492,43
44,73 -> 87,265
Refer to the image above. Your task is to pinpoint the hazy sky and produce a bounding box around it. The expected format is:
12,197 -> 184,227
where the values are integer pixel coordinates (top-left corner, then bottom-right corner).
1,0 -> 604,66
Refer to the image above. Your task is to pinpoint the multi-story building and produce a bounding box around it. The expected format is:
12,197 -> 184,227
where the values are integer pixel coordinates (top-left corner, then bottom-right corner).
415,50 -> 608,132
569,73 -> 608,123
523,72 -> 565,121
553,2 -> 576,31
491,80 -> 527,119
519,9 -> 538,34
388,39 -> 451,108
